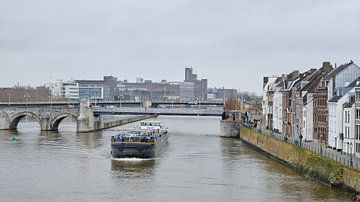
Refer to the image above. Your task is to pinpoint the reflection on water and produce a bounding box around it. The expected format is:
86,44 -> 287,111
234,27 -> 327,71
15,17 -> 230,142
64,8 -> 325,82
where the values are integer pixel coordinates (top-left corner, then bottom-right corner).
76,132 -> 103,149
38,131 -> 65,143
111,159 -> 155,178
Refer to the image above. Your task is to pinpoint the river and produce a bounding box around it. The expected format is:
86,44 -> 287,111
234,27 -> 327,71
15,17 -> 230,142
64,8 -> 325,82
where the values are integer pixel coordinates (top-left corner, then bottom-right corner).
0,116 -> 351,201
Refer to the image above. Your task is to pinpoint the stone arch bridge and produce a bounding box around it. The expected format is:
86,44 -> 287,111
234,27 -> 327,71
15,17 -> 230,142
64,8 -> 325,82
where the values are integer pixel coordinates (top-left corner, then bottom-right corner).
0,107 -> 79,131
0,101 -> 106,132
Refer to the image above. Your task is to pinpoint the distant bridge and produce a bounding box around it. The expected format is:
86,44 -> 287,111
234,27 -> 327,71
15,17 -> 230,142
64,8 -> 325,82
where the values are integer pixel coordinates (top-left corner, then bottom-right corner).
0,100 -> 224,108
92,107 -> 222,117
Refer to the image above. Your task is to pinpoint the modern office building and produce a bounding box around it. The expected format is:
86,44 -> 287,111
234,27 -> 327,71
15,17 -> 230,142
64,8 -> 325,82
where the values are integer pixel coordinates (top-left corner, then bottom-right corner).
76,76 -> 118,101
183,67 -> 208,100
52,80 -> 79,100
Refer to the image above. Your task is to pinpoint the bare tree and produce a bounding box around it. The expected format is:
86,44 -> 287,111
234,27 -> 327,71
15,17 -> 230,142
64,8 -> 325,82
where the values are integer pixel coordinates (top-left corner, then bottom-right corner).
224,96 -> 240,111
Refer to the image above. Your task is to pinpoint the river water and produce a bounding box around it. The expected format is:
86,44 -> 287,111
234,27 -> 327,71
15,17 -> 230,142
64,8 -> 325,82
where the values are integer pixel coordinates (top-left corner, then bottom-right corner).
0,116 -> 351,201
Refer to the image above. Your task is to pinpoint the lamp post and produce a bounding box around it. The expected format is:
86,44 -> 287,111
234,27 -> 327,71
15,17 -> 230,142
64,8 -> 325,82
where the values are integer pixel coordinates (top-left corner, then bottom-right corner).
119,95 -> 122,108
320,133 -> 323,155
49,95 -> 52,108
198,97 -> 201,110
24,94 -> 30,107
350,142 -> 353,167
8,94 -> 10,107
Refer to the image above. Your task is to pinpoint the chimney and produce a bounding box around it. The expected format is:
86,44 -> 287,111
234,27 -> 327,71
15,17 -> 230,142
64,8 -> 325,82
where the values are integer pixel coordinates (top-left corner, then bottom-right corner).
322,61 -> 331,68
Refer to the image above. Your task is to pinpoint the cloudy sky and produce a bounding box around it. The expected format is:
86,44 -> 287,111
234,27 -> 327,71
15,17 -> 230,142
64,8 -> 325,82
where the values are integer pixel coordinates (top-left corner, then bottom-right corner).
0,0 -> 359,94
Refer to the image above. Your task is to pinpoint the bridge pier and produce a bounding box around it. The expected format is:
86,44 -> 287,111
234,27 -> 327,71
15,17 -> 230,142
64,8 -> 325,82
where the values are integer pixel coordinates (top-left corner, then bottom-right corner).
76,100 -> 100,133
0,111 -> 10,130
76,100 -> 155,133
40,117 -> 52,131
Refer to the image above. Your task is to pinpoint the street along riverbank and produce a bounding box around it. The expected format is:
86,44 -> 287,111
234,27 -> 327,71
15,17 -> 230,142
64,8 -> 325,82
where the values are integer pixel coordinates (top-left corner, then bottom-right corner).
239,123 -> 360,199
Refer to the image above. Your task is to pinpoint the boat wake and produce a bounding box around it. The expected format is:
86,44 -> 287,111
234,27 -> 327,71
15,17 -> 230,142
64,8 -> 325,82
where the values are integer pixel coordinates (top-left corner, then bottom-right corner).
111,157 -> 156,161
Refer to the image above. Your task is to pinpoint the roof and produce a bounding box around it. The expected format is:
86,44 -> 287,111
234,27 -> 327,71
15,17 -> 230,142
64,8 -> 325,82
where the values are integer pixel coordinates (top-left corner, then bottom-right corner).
346,77 -> 360,88
276,80 -> 285,88
328,95 -> 342,102
343,101 -> 355,108
302,64 -> 334,93
75,80 -> 105,84
274,77 -> 282,83
328,77 -> 360,102
323,61 -> 355,80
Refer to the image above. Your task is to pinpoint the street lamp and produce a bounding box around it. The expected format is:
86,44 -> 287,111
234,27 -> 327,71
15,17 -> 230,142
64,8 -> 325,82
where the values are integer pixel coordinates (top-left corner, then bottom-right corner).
119,95 -> 122,108
24,94 -> 30,107
49,95 -> 52,108
198,97 -> 201,110
320,133 -> 323,155
350,142 -> 353,167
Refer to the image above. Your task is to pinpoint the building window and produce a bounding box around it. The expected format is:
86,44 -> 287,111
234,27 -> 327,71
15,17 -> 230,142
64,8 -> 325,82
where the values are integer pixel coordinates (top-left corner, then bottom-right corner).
356,125 -> 360,140
356,91 -> 360,101
345,111 -> 348,123
345,127 -> 347,138
356,109 -> 360,120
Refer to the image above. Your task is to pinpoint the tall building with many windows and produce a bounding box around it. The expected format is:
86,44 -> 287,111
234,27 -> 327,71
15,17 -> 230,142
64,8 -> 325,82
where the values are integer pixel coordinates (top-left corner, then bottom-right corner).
183,67 -> 208,100
76,76 -> 117,101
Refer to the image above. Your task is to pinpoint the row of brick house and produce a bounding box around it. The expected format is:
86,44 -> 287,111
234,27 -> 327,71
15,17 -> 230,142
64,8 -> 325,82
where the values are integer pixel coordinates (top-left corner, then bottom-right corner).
262,61 -> 360,157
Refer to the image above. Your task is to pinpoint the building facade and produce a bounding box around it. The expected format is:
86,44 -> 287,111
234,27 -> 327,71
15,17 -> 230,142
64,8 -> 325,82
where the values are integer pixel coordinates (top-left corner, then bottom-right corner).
52,80 -> 79,100
183,67 -> 208,100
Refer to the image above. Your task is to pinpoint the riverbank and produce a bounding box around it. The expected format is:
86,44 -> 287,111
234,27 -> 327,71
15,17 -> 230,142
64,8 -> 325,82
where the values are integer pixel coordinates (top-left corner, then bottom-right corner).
240,124 -> 360,199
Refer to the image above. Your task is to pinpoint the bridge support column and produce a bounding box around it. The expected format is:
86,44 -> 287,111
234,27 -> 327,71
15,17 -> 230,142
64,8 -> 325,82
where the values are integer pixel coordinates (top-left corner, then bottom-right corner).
0,111 -> 10,130
40,117 -> 52,131
76,100 -> 101,133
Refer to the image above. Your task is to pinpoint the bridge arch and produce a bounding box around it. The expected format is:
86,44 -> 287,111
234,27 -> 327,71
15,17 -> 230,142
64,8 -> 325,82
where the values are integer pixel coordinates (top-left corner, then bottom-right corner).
9,111 -> 42,130
51,113 -> 78,131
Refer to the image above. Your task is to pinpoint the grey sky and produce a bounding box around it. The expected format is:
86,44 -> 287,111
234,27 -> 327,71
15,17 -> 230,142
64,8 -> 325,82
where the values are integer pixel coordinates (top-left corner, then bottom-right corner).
1,0 -> 360,94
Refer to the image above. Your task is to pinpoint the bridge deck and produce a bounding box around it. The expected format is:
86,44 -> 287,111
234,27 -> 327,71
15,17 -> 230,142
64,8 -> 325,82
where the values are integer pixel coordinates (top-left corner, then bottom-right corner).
93,107 -> 222,116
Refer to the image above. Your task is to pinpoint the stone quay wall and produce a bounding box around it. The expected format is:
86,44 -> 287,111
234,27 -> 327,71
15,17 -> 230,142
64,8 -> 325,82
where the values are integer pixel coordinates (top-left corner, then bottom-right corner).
220,120 -> 240,138
240,124 -> 360,195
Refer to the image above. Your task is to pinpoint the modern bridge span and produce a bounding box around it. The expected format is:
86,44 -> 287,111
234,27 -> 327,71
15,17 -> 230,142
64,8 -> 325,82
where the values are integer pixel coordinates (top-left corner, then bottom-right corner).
92,107 -> 222,116
0,100 -> 224,108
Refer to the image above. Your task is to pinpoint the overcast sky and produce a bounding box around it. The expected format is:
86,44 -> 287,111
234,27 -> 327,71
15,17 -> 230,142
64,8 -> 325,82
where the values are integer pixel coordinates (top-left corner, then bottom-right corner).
1,0 -> 360,94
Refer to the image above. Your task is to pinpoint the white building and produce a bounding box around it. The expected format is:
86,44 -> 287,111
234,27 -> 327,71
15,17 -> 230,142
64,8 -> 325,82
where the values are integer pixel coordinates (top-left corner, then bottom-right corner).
262,76 -> 281,130
51,80 -> 79,100
324,61 -> 360,150
302,93 -> 314,141
344,86 -> 360,158
328,79 -> 358,150
324,61 -> 360,100
343,101 -> 355,155
273,84 -> 283,133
